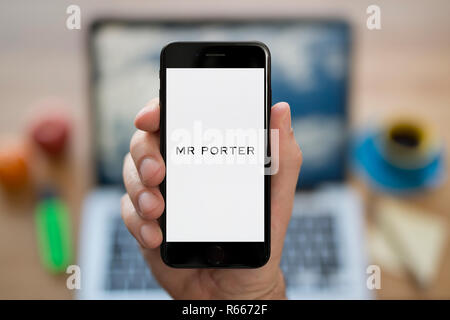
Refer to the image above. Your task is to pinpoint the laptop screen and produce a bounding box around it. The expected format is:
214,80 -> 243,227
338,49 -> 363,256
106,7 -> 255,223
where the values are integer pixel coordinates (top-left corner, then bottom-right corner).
89,20 -> 351,188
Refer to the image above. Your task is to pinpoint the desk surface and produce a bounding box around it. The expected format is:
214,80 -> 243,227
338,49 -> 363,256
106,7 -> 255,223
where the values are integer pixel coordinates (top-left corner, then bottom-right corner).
0,0 -> 449,299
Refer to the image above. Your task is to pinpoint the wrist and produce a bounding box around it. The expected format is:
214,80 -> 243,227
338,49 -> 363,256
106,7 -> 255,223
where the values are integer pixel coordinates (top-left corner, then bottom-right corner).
258,268 -> 287,300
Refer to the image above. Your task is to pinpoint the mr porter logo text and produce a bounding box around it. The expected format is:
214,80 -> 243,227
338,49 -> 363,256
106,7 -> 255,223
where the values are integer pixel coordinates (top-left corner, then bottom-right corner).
170,121 -> 278,174
176,145 -> 255,156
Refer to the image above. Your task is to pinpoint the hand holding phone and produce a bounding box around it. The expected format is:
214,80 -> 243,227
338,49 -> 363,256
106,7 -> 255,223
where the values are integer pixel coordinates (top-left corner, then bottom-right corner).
122,97 -> 302,298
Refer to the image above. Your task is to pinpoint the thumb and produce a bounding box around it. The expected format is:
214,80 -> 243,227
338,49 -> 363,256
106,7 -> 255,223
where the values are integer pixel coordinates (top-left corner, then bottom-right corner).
269,102 -> 302,261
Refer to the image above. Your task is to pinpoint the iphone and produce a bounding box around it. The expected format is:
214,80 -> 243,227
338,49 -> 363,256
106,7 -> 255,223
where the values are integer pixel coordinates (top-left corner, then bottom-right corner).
160,42 -> 271,268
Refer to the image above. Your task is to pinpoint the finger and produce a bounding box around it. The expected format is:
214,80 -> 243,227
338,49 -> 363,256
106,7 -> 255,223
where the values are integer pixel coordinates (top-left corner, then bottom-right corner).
130,130 -> 165,187
123,153 -> 165,220
134,98 -> 160,132
269,102 -> 302,259
121,194 -> 162,249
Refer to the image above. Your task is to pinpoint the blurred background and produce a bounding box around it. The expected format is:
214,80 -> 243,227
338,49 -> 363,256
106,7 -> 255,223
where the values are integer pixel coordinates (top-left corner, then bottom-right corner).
0,0 -> 449,299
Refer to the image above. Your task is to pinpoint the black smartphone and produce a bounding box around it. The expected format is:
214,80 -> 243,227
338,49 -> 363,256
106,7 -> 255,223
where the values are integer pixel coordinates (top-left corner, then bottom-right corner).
159,42 -> 271,268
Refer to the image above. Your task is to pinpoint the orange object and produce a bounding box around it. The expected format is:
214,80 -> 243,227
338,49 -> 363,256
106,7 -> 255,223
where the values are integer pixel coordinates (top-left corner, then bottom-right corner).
0,142 -> 29,190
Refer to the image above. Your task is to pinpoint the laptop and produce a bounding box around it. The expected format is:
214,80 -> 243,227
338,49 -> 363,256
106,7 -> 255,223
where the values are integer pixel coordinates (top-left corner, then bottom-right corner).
78,19 -> 371,300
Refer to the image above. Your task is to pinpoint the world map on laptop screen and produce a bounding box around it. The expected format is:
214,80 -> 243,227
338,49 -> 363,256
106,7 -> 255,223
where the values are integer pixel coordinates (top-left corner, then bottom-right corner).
90,20 -> 351,188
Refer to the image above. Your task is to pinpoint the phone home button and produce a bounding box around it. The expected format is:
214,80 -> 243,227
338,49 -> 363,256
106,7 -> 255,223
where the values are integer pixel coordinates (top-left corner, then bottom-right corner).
207,245 -> 224,265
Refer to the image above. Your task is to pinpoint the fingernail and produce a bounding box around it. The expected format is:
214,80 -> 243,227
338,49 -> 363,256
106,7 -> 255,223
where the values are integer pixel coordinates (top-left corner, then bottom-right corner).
136,104 -> 152,119
138,191 -> 157,215
273,102 -> 291,128
140,224 -> 155,248
139,158 -> 160,183
281,104 -> 291,128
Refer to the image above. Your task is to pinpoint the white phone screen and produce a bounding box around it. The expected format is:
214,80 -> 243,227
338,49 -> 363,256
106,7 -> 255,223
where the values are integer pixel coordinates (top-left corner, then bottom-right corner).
166,68 -> 265,242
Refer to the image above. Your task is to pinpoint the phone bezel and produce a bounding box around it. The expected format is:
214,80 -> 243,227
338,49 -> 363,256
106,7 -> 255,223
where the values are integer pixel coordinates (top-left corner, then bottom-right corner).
160,42 -> 271,268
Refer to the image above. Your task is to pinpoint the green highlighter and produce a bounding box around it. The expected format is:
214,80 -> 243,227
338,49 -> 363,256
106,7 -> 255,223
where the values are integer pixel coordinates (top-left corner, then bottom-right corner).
35,190 -> 73,273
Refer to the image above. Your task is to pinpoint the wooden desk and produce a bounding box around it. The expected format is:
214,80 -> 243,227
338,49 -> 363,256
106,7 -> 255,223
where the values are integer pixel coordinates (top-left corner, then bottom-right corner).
0,0 -> 449,299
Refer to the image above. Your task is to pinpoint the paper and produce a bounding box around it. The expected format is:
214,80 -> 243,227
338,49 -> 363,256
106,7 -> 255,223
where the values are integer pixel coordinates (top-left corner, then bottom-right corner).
370,198 -> 447,288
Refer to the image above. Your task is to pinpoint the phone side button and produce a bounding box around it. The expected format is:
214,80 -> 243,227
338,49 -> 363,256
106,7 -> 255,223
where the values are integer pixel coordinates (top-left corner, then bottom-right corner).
207,245 -> 224,265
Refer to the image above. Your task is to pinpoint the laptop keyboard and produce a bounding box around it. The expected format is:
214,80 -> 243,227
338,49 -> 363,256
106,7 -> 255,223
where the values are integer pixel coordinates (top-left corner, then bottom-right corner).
105,214 -> 340,291
281,214 -> 340,289
105,217 -> 159,290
